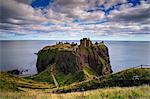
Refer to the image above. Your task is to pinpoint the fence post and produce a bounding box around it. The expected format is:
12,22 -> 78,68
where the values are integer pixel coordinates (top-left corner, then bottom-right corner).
141,65 -> 142,68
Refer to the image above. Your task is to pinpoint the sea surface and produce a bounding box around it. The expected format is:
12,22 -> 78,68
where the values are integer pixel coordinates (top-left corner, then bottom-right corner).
0,40 -> 150,74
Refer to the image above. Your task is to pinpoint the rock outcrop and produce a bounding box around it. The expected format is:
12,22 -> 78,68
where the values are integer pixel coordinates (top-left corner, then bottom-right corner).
7,69 -> 28,75
35,38 -> 112,85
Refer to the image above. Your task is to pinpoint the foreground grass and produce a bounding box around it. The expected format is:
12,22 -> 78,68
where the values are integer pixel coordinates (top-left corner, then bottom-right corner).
0,85 -> 150,99
0,72 -> 53,91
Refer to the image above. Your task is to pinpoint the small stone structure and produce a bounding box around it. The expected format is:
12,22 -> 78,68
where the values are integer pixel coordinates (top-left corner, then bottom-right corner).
80,38 -> 92,47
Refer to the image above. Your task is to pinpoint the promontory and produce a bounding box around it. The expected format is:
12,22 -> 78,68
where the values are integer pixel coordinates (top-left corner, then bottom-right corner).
33,38 -> 112,87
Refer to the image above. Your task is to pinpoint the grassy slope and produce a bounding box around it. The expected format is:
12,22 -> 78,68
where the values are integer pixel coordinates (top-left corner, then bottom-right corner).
109,68 -> 150,80
28,64 -> 86,87
53,68 -> 150,93
1,68 -> 150,93
0,79 -> 20,92
83,65 -> 98,79
54,70 -> 85,86
0,72 -> 51,92
0,85 -> 150,99
28,66 -> 54,83
29,60 -> 100,87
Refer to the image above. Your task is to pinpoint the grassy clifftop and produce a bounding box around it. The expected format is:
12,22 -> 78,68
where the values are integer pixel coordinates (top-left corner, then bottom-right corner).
35,39 -> 112,87
109,68 -> 150,80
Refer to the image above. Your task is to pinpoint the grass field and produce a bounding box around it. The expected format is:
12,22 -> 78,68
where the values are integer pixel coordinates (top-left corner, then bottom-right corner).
1,68 -> 150,99
0,85 -> 150,99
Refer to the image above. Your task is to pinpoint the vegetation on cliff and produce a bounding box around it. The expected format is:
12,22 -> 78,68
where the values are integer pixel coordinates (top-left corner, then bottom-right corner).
0,68 -> 150,98
0,72 -> 51,92
1,38 -> 149,98
33,38 -> 112,87
52,68 -> 150,93
1,68 -> 150,92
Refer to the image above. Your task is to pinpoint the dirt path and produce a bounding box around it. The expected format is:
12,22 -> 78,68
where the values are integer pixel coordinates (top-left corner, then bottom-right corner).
51,64 -> 59,88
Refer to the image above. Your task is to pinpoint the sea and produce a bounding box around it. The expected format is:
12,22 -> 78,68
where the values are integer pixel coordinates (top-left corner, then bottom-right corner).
0,40 -> 150,75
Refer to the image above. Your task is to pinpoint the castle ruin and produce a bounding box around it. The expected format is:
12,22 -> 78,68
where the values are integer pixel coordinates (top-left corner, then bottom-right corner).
80,38 -> 92,47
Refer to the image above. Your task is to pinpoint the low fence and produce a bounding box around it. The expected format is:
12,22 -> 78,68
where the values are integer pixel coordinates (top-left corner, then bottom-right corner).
95,65 -> 150,81
132,65 -> 150,69
113,65 -> 150,74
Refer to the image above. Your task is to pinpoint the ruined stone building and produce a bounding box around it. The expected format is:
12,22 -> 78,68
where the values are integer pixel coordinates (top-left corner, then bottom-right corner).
80,38 -> 92,47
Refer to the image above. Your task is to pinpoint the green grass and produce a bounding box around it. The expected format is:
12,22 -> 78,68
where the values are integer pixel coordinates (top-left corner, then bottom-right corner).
0,79 -> 20,92
28,66 -> 54,83
99,56 -> 106,66
0,72 -> 52,92
52,68 -> 150,93
83,65 -> 98,78
55,71 -> 85,86
0,68 -> 150,99
98,43 -> 106,50
109,68 -> 150,80
28,63 -> 85,87
0,85 -> 149,99
26,68 -> 150,93
1,68 -> 150,94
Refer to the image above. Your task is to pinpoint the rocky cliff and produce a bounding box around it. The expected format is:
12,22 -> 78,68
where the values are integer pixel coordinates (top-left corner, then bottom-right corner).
34,38 -> 112,86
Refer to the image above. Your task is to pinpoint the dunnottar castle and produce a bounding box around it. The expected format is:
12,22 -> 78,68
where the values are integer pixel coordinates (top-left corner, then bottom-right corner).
80,38 -> 103,47
80,38 -> 92,47
56,38 -> 103,47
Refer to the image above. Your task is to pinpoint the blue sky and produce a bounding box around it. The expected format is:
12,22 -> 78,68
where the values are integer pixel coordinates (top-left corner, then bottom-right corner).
0,0 -> 150,41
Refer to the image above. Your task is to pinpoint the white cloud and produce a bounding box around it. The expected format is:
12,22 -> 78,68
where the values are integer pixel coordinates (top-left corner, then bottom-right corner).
0,0 -> 150,40
109,2 -> 150,23
0,0 -> 49,25
50,0 -> 105,20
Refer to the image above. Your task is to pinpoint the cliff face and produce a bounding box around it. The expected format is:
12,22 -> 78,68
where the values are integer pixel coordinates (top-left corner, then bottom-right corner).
35,38 -> 112,85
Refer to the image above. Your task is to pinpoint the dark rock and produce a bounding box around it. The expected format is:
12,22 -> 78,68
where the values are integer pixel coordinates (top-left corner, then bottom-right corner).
7,69 -> 21,75
7,69 -> 29,75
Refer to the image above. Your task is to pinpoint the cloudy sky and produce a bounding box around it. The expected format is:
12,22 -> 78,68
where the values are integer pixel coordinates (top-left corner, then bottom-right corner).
0,0 -> 150,40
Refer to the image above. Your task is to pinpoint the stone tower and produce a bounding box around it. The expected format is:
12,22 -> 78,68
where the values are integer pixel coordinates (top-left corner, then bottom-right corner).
80,38 -> 92,47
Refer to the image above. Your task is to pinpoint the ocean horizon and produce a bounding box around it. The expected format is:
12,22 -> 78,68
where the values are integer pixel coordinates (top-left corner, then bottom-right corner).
0,40 -> 150,75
